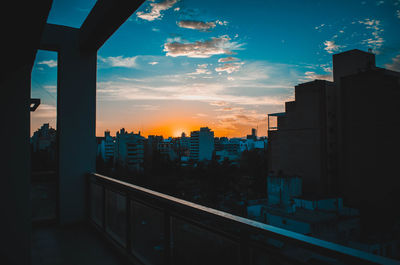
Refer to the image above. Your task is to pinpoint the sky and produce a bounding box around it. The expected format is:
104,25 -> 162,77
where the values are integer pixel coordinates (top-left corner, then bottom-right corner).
31,0 -> 400,137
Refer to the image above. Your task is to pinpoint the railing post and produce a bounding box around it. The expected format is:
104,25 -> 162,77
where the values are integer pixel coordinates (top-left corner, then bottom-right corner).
164,210 -> 171,265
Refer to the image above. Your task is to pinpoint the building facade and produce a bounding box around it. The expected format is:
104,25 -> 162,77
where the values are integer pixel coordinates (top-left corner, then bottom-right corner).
98,130 -> 115,162
114,128 -> 145,172
268,49 -> 400,207
190,127 -> 215,161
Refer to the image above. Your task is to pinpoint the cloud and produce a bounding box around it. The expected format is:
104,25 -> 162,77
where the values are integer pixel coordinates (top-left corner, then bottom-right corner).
304,71 -> 333,81
136,0 -> 178,21
397,10 -> 400,19
385,54 -> 400,71
163,35 -> 244,58
149,61 -> 159,65
38,60 -> 57,68
177,20 -> 216,31
135,104 -> 160,111
215,62 -> 244,74
99,56 -> 137,68
323,40 -> 342,54
216,20 -> 228,26
358,19 -> 384,51
315,24 -> 325,30
174,7 -> 180,11
210,101 -> 228,107
218,57 -> 239,63
43,85 -> 56,89
43,85 -> 57,93
32,104 -> 57,118
376,1 -> 384,5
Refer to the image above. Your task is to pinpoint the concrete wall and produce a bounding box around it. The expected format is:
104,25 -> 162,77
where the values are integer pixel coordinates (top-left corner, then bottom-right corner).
268,80 -> 336,195
339,70 -> 400,208
0,66 -> 32,265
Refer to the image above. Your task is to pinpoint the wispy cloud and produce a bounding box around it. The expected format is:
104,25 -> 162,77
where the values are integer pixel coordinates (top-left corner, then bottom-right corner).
218,57 -> 239,63
358,19 -> 384,51
163,35 -> 244,58
385,54 -> 400,71
216,20 -> 229,26
99,56 -> 137,68
177,20 -> 216,31
32,104 -> 57,118
136,0 -> 178,21
376,1 -> 384,6
215,62 -> 244,74
38,60 -> 57,68
323,40 -> 343,54
135,104 -> 160,111
97,60 -> 297,110
304,71 -> 333,81
188,64 -> 212,75
149,61 -> 159,65
315,23 -> 325,30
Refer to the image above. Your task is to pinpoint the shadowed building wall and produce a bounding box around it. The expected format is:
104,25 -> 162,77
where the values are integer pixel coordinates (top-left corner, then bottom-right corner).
268,49 -> 400,210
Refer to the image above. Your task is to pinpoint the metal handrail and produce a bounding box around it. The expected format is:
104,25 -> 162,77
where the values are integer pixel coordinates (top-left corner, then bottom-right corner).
88,172 -> 400,265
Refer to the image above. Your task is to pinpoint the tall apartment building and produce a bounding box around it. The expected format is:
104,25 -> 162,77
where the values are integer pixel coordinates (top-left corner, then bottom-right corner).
31,123 -> 56,152
98,130 -> 115,162
268,49 -> 400,208
190,127 -> 215,161
114,128 -> 145,172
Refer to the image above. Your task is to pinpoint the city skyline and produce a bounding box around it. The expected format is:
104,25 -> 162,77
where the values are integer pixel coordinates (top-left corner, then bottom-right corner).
31,0 -> 400,137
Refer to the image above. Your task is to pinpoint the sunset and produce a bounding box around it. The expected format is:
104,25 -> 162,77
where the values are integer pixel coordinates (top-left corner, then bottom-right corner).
4,0 -> 400,264
31,0 -> 400,138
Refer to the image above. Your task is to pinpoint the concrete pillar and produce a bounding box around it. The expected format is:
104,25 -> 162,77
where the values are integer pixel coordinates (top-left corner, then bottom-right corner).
0,66 -> 32,265
57,27 -> 97,224
42,24 -> 97,224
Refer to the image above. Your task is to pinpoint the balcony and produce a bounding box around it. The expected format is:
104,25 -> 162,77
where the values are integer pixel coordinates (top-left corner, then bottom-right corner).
84,173 -> 395,265
2,1 -> 400,265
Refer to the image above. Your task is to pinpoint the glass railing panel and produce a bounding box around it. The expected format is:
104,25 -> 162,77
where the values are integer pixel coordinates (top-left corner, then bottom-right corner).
171,217 -> 240,265
90,182 -> 103,227
105,189 -> 127,246
131,201 -> 165,265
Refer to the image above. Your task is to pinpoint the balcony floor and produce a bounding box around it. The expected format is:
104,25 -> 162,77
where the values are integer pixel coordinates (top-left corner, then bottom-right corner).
32,223 -> 130,265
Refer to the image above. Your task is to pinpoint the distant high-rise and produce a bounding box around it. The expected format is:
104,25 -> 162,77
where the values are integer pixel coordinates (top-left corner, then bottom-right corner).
190,127 -> 215,161
98,130 -> 115,162
268,49 -> 400,209
31,123 -> 56,152
114,128 -> 145,172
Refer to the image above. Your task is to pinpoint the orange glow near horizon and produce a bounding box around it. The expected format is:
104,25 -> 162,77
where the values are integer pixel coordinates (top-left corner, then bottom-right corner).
96,122 -> 266,138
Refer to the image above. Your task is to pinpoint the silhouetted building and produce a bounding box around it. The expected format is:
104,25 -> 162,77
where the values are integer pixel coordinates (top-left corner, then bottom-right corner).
178,132 -> 190,156
114,128 -> 145,172
31,123 -> 56,152
268,49 -> 400,210
246,128 -> 257,140
98,130 -> 115,162
190,127 -> 214,161
158,137 -> 178,161
268,79 -> 336,195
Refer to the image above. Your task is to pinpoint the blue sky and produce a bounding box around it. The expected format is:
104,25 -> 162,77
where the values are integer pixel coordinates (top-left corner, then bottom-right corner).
31,0 -> 400,137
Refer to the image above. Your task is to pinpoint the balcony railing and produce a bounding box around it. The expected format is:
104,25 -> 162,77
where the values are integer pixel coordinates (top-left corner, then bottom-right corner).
88,173 -> 399,265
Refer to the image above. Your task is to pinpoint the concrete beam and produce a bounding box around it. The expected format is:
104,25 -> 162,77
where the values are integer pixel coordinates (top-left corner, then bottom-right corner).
79,0 -> 145,51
